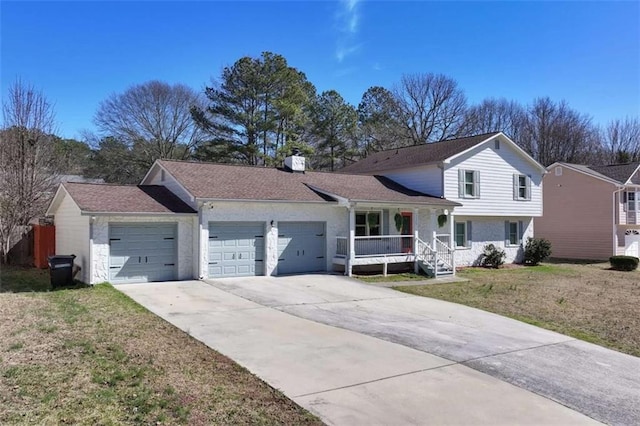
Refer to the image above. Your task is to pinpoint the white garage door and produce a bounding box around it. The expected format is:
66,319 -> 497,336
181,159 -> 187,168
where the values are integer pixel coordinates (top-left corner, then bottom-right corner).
109,223 -> 177,284
278,222 -> 326,275
208,222 -> 265,278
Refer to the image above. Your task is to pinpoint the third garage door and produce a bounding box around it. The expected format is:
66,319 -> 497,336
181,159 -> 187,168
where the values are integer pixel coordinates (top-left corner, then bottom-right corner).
208,222 -> 264,278
277,222 -> 326,275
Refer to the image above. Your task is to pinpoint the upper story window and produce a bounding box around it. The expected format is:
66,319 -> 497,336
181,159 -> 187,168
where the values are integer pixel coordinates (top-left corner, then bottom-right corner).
355,212 -> 381,236
627,192 -> 637,211
555,166 -> 562,176
458,170 -> 480,199
513,174 -> 531,201
160,170 -> 166,182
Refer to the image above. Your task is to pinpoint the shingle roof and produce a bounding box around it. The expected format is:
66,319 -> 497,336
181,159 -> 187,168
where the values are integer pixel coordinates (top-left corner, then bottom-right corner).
63,183 -> 196,214
158,160 -> 459,206
588,163 -> 640,184
339,132 -> 501,174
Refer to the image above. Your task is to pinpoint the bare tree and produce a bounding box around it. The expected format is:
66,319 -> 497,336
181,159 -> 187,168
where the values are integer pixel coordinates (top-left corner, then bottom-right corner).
519,97 -> 599,166
94,81 -> 204,167
357,86 -> 410,154
392,73 -> 467,144
0,79 -> 57,263
600,117 -> 640,163
461,98 -> 527,141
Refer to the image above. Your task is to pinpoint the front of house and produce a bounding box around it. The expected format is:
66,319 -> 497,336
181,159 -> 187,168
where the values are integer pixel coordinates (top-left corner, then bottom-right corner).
46,132 -> 545,284
341,132 -> 547,266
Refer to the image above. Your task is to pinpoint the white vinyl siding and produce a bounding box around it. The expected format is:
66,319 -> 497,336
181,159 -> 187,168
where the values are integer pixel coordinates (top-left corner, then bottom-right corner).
381,164 -> 443,197
445,140 -> 543,216
54,193 -> 90,283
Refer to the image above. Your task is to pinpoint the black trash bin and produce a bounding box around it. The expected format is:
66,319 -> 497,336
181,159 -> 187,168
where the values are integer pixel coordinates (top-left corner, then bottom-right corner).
47,255 -> 76,288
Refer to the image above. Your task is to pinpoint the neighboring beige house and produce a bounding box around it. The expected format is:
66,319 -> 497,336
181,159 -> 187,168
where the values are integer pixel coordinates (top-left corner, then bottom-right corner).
535,162 -> 640,260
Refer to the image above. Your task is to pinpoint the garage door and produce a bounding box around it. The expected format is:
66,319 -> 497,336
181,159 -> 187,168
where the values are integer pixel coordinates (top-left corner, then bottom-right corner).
109,224 -> 177,284
208,222 -> 264,278
278,222 -> 326,275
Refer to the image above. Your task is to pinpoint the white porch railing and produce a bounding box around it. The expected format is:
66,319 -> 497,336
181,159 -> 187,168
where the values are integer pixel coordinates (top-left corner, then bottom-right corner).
335,235 -> 414,257
415,236 -> 454,278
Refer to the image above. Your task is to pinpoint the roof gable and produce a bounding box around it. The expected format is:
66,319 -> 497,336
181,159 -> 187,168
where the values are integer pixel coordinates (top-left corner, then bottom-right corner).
49,183 -> 197,215
339,133 -> 500,174
588,162 -> 640,184
157,160 -> 459,207
338,132 -> 545,175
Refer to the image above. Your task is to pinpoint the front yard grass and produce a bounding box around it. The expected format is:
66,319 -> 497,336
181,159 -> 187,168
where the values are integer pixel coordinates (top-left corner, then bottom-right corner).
0,266 -> 321,425
395,262 -> 640,357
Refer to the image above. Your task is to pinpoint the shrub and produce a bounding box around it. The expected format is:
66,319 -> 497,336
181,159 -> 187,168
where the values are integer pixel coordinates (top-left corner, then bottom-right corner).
480,244 -> 506,269
609,255 -> 639,271
523,237 -> 552,265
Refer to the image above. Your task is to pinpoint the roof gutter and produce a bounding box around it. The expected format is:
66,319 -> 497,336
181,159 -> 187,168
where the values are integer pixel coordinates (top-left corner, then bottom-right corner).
80,211 -> 197,216
195,197 -> 336,205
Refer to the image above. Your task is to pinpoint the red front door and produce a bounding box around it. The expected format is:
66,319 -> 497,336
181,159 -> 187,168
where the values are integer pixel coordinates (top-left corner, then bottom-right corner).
401,212 -> 412,252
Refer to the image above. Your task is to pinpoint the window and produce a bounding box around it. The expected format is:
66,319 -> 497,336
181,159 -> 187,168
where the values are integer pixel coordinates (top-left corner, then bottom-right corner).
160,170 -> 166,182
555,166 -> 563,176
628,192 -> 636,212
455,222 -> 471,248
494,140 -> 500,150
458,170 -> 480,199
355,212 -> 381,236
505,221 -> 523,246
513,174 -> 531,201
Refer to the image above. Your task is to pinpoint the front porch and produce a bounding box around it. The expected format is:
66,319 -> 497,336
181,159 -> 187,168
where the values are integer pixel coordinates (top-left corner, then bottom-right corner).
333,233 -> 455,277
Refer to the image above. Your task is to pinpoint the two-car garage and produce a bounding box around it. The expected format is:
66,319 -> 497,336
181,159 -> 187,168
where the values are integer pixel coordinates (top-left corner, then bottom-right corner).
207,221 -> 327,278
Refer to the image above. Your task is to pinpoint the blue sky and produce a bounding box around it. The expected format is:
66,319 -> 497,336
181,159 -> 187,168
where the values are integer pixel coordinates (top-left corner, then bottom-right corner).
2,1 -> 639,140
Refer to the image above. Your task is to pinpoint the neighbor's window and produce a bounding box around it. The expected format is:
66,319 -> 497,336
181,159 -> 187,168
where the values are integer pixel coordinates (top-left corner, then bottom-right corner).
459,170 -> 480,198
514,174 -> 531,200
555,166 -> 562,176
355,212 -> 381,236
455,222 -> 467,248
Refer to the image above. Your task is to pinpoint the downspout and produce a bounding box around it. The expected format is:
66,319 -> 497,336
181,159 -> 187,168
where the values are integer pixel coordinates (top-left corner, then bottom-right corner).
197,201 -> 204,279
613,186 -> 625,257
89,217 -> 94,285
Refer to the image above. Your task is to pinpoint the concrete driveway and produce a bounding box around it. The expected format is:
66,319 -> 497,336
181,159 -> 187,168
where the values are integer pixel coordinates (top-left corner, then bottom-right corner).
118,275 -> 639,425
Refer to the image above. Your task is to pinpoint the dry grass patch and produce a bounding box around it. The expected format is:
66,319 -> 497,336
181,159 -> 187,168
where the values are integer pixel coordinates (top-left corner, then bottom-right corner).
395,262 -> 640,357
0,267 -> 322,425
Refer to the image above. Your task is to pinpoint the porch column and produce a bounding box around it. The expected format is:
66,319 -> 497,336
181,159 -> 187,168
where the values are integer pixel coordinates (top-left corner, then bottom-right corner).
413,208 -> 420,273
347,205 -> 356,276
449,211 -> 456,275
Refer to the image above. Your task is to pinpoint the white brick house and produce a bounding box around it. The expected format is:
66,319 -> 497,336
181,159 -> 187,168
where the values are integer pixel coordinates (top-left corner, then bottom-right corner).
47,132 -> 545,284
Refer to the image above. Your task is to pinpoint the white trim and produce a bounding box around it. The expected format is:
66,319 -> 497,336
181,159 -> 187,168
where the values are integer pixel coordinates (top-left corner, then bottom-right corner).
80,211 -> 196,216
141,161 -> 196,202
623,164 -> 640,185
445,132 -> 547,174
45,184 -> 70,216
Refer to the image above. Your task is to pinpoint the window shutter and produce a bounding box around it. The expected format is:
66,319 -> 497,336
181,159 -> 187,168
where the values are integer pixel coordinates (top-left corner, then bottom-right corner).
458,169 -> 464,197
467,221 -> 472,248
518,220 -> 524,244
382,210 -> 390,235
513,174 -> 518,200
526,175 -> 532,200
473,171 -> 480,198
504,221 -> 510,245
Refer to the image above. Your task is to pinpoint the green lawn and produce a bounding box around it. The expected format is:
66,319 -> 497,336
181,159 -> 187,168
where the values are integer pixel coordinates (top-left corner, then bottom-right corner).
0,266 -> 322,425
395,263 -> 640,357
